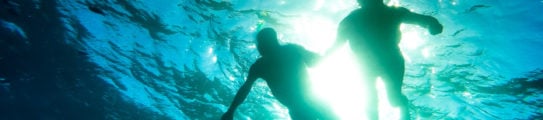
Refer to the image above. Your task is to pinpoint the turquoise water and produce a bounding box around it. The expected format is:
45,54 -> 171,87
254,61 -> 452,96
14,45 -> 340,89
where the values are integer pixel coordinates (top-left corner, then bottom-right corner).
1,0 -> 542,119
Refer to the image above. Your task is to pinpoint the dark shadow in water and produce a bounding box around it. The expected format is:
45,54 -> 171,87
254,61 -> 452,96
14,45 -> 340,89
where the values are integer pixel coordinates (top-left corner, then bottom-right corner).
0,1 -> 168,119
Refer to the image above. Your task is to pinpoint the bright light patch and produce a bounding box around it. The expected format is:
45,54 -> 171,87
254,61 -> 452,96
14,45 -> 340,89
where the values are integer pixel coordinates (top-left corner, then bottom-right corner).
283,4 -> 408,119
329,0 -> 358,12
308,44 -> 366,119
247,44 -> 256,49
314,0 -> 325,11
450,0 -> 458,6
400,24 -> 427,64
387,0 -> 400,7
422,47 -> 431,58
212,55 -> 217,63
207,47 -> 214,54
289,15 -> 337,54
399,24 -> 425,50
279,0 -> 286,5
462,91 -> 472,98
307,44 -> 401,120
208,47 -> 217,63
249,25 -> 257,32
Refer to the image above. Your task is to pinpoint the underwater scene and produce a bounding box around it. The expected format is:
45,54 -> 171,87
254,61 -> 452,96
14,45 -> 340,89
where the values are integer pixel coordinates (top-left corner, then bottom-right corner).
1,0 -> 542,119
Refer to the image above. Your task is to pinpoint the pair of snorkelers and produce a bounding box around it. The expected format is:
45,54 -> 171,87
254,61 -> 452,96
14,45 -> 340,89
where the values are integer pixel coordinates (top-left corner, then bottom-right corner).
222,0 -> 443,119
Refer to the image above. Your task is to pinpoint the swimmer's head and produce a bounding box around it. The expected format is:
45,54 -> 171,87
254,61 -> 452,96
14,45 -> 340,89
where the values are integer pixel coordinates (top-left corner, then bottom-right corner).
256,28 -> 280,57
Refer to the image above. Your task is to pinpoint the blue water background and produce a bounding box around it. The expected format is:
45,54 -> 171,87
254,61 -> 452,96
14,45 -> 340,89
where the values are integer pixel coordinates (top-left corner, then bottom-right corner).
1,0 -> 542,119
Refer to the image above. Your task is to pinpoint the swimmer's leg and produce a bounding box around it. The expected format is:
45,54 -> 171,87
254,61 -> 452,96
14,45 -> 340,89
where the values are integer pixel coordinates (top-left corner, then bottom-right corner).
381,63 -> 410,120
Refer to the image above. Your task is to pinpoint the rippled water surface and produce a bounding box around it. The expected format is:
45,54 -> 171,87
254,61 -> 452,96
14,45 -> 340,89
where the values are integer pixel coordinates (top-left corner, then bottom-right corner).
1,0 -> 542,119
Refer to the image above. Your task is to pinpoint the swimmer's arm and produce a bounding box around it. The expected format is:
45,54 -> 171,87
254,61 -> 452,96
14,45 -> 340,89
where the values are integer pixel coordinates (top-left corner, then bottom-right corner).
222,65 -> 259,120
402,9 -> 443,35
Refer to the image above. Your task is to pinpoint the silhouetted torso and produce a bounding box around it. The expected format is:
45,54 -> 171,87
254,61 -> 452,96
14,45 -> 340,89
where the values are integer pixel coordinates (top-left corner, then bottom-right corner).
251,44 -> 311,107
339,6 -> 410,71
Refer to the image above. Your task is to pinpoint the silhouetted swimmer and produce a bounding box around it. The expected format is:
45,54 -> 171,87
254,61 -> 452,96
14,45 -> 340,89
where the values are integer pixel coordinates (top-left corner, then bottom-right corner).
328,0 -> 443,119
222,28 -> 335,120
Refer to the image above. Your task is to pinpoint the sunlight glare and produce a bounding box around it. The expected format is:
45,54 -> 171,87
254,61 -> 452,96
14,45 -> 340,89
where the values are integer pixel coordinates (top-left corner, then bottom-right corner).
289,15 -> 336,54
279,0 -> 286,5
207,47 -> 213,54
308,45 -> 402,120
387,0 -> 400,7
399,24 -> 426,50
291,5 -> 405,119
212,55 -> 217,63
314,0 -> 325,11
308,44 -> 367,120
422,47 -> 431,58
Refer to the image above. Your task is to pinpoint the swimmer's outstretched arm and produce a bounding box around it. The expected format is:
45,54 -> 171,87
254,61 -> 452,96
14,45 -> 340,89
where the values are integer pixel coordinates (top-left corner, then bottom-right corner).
222,65 -> 259,120
402,9 -> 444,35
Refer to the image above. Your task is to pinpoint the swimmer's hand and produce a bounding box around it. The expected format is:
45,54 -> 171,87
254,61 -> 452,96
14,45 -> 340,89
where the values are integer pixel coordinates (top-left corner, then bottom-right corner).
221,110 -> 234,120
429,22 -> 443,35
